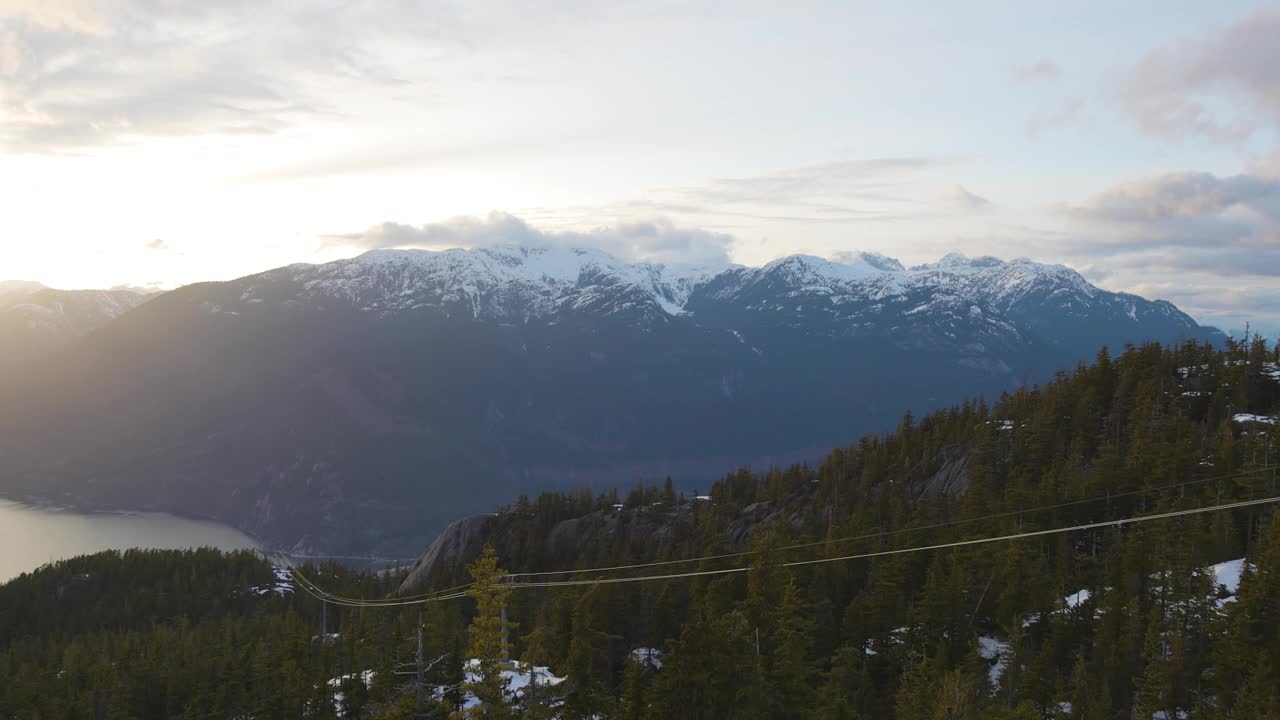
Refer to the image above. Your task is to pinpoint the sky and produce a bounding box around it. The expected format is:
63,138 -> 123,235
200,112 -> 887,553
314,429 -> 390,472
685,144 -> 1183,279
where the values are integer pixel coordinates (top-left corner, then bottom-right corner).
1,1 -> 1278,335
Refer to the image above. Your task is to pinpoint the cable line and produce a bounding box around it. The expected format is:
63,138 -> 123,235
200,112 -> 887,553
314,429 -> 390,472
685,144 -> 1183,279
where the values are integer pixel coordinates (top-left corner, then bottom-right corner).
511,495 -> 1280,588
503,465 -> 1275,580
285,466 -> 1273,605
287,494 -> 1280,604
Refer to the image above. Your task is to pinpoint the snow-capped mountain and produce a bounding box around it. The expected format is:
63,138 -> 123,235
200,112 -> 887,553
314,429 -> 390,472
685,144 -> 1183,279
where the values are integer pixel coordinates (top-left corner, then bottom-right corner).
233,245 -> 727,322
209,246 -> 1211,362
1,286 -> 155,333
218,245 -> 1205,333
0,280 -> 47,305
0,247 -> 1222,554
0,284 -> 157,372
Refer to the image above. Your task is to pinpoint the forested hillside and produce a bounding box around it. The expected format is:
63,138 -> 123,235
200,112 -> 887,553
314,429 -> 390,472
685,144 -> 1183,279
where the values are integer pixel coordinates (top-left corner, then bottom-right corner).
407,337 -> 1280,719
1,338 -> 1278,719
0,549 -> 425,719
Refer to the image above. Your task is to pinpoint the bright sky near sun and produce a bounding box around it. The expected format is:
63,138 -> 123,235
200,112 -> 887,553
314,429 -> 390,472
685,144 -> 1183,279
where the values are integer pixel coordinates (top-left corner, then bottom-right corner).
1,0 -> 1278,334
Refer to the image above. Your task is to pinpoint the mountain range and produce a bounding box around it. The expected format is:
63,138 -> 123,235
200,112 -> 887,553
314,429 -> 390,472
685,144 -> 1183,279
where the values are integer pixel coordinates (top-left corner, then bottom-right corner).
0,282 -> 155,374
0,246 -> 1223,554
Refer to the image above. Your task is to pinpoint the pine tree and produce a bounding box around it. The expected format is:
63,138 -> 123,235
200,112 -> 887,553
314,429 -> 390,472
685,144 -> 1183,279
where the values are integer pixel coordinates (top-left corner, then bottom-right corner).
765,579 -> 817,718
455,544 -> 515,720
616,654 -> 652,720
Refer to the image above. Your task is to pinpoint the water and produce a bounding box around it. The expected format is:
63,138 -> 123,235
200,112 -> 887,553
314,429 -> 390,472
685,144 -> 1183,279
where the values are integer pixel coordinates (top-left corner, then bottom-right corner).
0,499 -> 259,583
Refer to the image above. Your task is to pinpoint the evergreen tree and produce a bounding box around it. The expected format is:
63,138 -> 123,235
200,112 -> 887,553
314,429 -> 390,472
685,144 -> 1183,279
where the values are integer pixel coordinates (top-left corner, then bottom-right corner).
455,545 -> 515,720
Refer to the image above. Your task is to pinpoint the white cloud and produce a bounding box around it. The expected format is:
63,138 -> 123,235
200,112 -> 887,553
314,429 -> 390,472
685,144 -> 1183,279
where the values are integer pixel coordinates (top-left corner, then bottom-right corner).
1056,168 -> 1280,334
327,211 -> 736,266
1065,170 -> 1280,255
0,1 -> 474,152
1122,6 -> 1280,142
943,184 -> 991,211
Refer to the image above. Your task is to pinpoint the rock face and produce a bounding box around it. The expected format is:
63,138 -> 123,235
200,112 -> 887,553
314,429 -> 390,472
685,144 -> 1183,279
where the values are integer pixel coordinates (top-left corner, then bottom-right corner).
399,515 -> 494,593
914,445 -> 970,500
398,504 -> 702,594
400,444 -> 978,594
0,247 -> 1222,554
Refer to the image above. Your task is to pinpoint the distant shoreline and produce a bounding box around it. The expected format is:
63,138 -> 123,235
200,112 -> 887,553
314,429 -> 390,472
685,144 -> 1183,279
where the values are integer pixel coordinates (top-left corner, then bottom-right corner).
0,493 -> 418,568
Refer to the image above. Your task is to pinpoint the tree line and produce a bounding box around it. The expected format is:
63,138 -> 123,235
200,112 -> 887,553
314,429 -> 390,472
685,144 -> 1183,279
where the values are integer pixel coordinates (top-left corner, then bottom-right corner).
1,337 -> 1278,718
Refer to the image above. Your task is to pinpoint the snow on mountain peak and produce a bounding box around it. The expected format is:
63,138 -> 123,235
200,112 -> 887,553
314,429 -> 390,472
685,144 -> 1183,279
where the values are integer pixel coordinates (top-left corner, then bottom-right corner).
272,245 -> 733,320
831,251 -> 906,273
912,252 -> 1006,272
235,245 -> 1199,335
762,253 -> 890,284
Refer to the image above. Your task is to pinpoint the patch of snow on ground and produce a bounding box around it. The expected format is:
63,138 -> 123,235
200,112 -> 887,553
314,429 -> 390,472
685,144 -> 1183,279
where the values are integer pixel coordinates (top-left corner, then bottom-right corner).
1232,413 -> 1276,425
1065,589 -> 1090,608
1264,363 -> 1280,382
454,659 -> 567,711
1212,558 -> 1248,607
1178,364 -> 1210,378
629,647 -> 663,670
1023,588 -> 1093,627
977,636 -> 1009,688
250,566 -> 295,595
328,670 -> 375,716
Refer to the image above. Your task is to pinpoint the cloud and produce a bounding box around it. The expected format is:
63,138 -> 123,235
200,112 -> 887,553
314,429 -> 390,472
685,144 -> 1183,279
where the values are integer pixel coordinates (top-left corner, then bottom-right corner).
599,157 -> 960,227
1255,150 -> 1280,177
1056,168 -> 1280,333
1025,97 -> 1084,136
1087,267 -> 1280,338
144,238 -> 169,251
943,184 -> 991,211
1065,170 -> 1280,255
326,211 -> 736,266
0,1 -> 462,153
1012,60 -> 1063,84
0,1 -> 734,154
1121,7 -> 1280,142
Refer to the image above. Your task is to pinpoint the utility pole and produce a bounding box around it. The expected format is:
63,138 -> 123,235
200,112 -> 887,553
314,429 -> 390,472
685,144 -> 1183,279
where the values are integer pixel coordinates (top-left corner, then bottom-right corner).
416,610 -> 425,718
501,604 -> 509,662
322,600 -> 329,639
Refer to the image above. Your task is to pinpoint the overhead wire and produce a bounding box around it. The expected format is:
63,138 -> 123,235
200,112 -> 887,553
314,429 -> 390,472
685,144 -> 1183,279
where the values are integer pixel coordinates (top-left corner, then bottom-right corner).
283,466 -> 1276,603
285,493 -> 1280,604
509,495 -> 1280,588
277,466 -> 1274,606
503,465 -> 1276,580
276,553 -> 473,607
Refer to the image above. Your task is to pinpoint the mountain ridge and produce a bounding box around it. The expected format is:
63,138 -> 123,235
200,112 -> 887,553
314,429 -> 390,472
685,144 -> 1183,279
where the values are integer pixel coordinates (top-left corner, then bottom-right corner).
0,284 -> 156,373
0,246 -> 1225,554
221,245 -> 1203,331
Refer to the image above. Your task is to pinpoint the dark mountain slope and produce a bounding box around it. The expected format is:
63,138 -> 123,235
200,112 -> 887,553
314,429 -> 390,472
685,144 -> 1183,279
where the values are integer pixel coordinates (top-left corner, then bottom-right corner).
393,338 -> 1280,719
0,247 -> 1225,554
0,339 -> 1277,719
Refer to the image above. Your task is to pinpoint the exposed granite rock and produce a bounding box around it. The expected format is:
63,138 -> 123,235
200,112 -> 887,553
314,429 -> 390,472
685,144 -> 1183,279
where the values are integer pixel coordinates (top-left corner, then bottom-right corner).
398,514 -> 494,593
916,445 -> 970,499
400,445 -> 971,594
